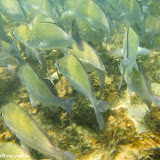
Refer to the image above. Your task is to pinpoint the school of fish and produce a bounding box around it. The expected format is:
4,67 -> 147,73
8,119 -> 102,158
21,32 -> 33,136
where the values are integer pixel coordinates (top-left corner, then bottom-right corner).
0,0 -> 160,159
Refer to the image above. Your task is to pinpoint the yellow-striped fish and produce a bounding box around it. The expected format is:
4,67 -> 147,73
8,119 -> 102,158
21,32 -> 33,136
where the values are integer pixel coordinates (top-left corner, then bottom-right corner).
0,103 -> 76,160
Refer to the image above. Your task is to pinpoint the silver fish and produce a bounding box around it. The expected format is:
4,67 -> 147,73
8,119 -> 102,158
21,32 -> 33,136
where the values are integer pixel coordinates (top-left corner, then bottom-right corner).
0,103 -> 76,160
28,21 -> 83,51
68,41 -> 106,97
0,142 -> 33,160
118,27 -> 139,91
77,0 -> 110,38
18,63 -> 75,118
0,40 -> 21,67
0,0 -> 27,22
107,47 -> 153,57
119,63 -> 160,109
55,54 -> 110,131
13,24 -> 47,69
0,14 -> 12,44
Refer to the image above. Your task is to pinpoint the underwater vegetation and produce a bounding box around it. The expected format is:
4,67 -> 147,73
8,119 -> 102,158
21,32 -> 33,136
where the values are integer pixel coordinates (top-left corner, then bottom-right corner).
0,0 -> 160,159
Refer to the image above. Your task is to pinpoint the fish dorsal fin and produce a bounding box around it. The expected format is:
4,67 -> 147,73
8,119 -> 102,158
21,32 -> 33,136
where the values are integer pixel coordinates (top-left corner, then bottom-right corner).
126,27 -> 129,58
141,69 -> 152,92
71,19 -> 84,51
42,78 -> 58,96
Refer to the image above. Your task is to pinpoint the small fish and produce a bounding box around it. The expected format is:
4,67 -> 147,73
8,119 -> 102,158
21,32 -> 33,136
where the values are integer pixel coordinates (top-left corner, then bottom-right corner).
63,0 -> 85,14
27,21 -> 83,51
77,0 -> 110,39
68,41 -> 106,97
0,0 -> 27,22
13,25 -> 30,44
107,47 -> 153,57
119,63 -> 160,109
0,40 -> 21,67
55,54 -> 110,131
18,63 -> 75,118
0,142 -> 33,160
145,15 -> 160,37
119,0 -> 143,20
118,0 -> 144,33
77,18 -> 106,43
118,27 -> 139,92
27,22 -> 72,49
0,103 -> 77,160
25,0 -> 60,22
0,14 -> 12,44
13,24 -> 47,69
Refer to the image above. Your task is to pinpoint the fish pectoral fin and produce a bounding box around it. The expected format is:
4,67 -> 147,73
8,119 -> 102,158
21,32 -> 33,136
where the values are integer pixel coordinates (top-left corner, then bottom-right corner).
29,95 -> 39,107
118,73 -> 124,92
95,68 -> 106,98
107,48 -> 123,57
96,99 -> 110,113
134,62 -> 139,71
92,98 -> 110,130
61,98 -> 75,119
138,47 -> 153,56
40,41 -> 46,45
127,87 -> 133,96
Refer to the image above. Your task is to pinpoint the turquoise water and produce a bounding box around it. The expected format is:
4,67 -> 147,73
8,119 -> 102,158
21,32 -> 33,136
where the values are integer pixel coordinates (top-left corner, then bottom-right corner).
0,0 -> 160,159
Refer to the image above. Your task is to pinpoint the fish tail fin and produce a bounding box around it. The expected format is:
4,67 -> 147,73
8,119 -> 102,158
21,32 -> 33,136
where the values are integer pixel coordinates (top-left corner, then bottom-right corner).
96,100 -> 110,112
144,94 -> 160,109
63,98 -> 75,120
94,107 -> 105,131
93,99 -> 110,131
62,151 -> 77,160
49,146 -> 76,160
152,95 -> 160,108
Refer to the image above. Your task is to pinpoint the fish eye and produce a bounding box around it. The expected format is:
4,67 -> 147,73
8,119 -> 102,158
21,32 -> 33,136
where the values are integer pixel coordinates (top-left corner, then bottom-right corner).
12,30 -> 15,36
64,52 -> 69,56
28,38 -> 32,42
0,112 -> 3,117
57,61 -> 61,67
